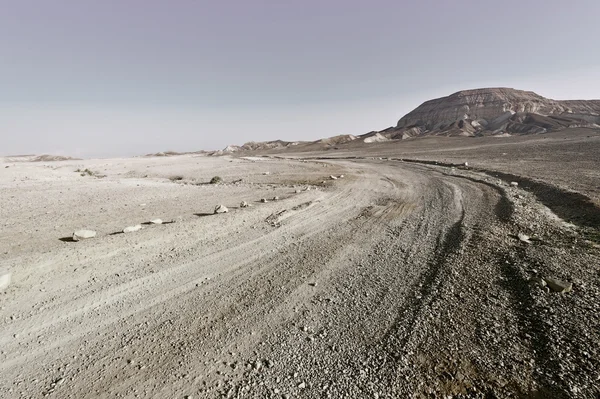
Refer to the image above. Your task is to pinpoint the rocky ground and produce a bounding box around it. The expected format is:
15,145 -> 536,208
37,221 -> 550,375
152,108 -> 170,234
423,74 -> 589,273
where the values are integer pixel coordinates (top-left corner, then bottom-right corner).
1,141 -> 599,398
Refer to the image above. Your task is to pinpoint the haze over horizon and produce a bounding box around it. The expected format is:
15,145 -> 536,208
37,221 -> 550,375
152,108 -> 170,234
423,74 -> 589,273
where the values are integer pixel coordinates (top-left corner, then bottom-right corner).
2,0 -> 600,158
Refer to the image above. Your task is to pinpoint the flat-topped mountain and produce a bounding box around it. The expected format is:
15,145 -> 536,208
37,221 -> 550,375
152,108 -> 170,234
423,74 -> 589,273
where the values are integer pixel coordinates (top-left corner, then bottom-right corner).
393,87 -> 600,137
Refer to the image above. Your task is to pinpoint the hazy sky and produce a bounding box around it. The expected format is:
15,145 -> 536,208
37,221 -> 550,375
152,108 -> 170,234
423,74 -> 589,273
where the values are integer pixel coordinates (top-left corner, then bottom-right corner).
2,0 -> 599,157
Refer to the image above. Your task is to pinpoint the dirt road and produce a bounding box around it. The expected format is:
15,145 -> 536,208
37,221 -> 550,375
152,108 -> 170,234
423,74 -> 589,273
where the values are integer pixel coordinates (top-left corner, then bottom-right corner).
1,156 -> 598,398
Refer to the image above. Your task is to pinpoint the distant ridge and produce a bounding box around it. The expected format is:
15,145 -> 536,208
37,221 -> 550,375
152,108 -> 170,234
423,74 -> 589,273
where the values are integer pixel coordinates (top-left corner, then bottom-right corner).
219,88 -> 600,153
1,154 -> 81,162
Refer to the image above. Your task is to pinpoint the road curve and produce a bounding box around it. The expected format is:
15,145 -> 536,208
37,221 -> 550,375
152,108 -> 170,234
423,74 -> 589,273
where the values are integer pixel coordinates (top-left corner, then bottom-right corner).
1,158 -> 598,398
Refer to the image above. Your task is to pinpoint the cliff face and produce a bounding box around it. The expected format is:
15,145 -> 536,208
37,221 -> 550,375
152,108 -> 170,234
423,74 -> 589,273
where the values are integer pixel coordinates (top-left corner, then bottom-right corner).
395,88 -> 600,137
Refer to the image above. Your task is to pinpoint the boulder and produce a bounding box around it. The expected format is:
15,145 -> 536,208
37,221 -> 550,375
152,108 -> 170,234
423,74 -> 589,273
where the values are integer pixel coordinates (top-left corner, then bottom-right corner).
330,175 -> 338,180
0,269 -> 11,291
150,219 -> 163,224
260,198 -> 268,203
273,196 -> 279,201
123,225 -> 142,233
214,205 -> 229,214
240,201 -> 250,208
73,229 -> 97,241
510,182 -> 519,187
544,278 -> 573,293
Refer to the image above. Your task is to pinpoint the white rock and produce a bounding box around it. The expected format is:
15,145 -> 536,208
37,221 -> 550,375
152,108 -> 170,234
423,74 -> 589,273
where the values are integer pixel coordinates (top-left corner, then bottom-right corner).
329,175 -> 338,180
214,205 -> 229,214
263,172 -> 270,175
123,225 -> 142,233
0,269 -> 11,291
464,162 -> 469,167
150,219 -> 163,224
73,230 -> 97,241
240,201 -> 250,208
510,181 -> 519,187
338,175 -> 344,178
273,196 -> 279,201
518,233 -> 532,244
260,198 -> 268,203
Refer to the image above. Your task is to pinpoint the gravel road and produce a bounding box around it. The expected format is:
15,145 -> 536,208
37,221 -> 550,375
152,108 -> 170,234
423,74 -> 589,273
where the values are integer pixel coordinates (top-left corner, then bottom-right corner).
1,155 -> 598,398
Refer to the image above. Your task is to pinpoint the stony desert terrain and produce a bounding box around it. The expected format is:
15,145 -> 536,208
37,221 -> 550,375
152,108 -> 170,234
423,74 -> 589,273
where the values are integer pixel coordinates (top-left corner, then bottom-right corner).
1,133 -> 600,398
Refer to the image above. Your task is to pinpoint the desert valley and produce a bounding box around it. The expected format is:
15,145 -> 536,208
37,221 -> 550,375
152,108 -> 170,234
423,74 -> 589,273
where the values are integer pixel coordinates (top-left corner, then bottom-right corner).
1,88 -> 600,398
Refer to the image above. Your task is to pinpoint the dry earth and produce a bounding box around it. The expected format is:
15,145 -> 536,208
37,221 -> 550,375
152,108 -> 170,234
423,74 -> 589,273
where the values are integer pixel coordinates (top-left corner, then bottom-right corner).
1,146 -> 599,398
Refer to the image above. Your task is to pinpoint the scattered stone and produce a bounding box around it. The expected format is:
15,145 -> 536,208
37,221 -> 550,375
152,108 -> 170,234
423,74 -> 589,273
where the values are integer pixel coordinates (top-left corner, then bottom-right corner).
214,205 -> 229,214
518,233 -> 532,244
529,277 -> 546,288
329,175 -> 338,180
510,181 -> 519,187
150,219 -> 163,224
123,225 -> 142,233
240,201 -> 250,208
338,175 -> 344,178
298,382 -> 306,389
263,172 -> 270,175
73,229 -> 97,241
139,203 -> 146,207
295,189 -> 301,194
273,196 -> 279,201
464,162 -> 469,167
544,278 -> 573,293
261,198 -> 268,203
0,269 -> 11,291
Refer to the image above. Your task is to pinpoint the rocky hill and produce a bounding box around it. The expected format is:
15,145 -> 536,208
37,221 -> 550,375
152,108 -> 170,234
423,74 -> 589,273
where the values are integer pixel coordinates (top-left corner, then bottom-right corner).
391,88 -> 600,138
219,88 -> 600,153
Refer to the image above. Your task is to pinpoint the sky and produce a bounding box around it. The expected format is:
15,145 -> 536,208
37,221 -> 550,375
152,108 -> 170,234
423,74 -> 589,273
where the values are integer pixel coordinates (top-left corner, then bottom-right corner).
1,0 -> 599,158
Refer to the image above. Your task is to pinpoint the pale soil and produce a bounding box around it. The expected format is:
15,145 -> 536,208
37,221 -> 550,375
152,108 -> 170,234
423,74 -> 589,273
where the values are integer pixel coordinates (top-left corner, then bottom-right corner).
1,151 -> 599,398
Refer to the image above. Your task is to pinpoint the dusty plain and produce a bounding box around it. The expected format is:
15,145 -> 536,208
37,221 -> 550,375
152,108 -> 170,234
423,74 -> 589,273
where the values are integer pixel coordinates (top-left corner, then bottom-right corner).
1,130 -> 600,398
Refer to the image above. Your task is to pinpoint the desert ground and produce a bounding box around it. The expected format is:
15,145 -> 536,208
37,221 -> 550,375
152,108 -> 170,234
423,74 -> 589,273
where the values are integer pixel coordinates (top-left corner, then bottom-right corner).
1,132 -> 600,398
